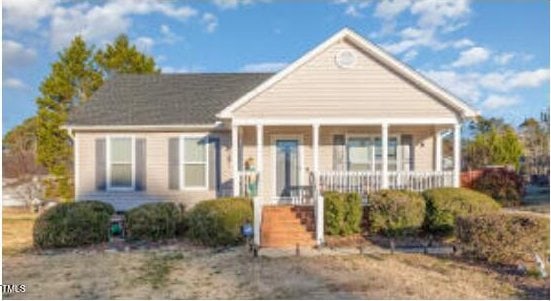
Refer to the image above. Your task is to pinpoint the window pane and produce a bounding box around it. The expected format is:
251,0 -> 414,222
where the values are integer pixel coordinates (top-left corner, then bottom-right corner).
388,137 -> 397,159
111,164 -> 132,187
184,138 -> 206,162
111,138 -> 132,163
349,163 -> 370,171
348,138 -> 371,163
184,163 -> 206,187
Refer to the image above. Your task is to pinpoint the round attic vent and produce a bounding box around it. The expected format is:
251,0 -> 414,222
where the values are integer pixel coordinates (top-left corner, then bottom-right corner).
335,49 -> 356,68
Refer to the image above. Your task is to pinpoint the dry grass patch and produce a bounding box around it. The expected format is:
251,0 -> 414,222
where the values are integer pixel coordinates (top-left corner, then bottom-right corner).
4,244 -> 541,299
2,208 -> 37,256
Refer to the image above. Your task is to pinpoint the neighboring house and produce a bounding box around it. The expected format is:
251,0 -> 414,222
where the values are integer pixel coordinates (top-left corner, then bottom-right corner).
66,28 -> 478,247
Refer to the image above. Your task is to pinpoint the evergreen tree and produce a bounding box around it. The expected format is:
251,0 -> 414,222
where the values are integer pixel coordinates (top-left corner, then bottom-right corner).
36,36 -> 102,200
95,34 -> 159,76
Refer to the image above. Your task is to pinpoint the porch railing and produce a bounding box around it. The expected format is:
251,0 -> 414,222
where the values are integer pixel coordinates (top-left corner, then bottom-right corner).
318,170 -> 454,196
388,171 -> 454,191
318,171 -> 382,198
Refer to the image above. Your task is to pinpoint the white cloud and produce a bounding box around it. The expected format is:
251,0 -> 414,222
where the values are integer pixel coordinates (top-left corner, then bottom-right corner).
402,49 -> 418,62
410,0 -> 470,29
134,36 -> 154,52
374,0 -> 411,20
493,52 -> 515,65
48,0 -> 197,50
423,68 -> 550,104
423,70 -> 482,102
450,46 -> 490,68
2,0 -> 58,31
3,78 -> 27,90
202,13 -> 218,33
2,40 -> 37,70
212,0 -> 256,9
241,62 -> 288,72
159,24 -> 181,44
482,94 -> 519,109
507,68 -> 549,89
452,38 -> 475,49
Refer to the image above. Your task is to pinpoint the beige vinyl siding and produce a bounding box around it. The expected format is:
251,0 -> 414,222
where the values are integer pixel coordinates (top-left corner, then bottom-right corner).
75,130 -> 232,211
233,39 -> 458,119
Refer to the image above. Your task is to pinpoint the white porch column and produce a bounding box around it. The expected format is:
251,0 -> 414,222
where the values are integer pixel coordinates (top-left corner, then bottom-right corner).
232,124 -> 239,197
312,123 -> 320,191
453,123 -> 461,187
381,123 -> 389,189
435,129 -> 443,172
256,124 -> 264,197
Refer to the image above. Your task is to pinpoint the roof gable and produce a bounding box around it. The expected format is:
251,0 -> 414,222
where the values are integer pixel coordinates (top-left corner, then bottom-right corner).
218,28 -> 478,120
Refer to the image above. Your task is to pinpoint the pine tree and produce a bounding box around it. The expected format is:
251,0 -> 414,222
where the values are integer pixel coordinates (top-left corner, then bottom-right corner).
36,36 -> 102,201
95,34 -> 159,76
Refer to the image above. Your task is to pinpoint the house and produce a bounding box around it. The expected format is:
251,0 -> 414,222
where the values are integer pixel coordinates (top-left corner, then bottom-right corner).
66,28 -> 478,247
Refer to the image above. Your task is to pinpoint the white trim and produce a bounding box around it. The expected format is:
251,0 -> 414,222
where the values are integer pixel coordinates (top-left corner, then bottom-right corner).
312,124 -> 320,196
271,134 -> 304,201
345,132 -> 401,172
179,134 -> 209,191
381,123 -> 389,189
232,125 -> 239,196
256,124 -> 264,197
74,132 -> 80,199
233,117 -> 459,126
453,124 -> 461,187
218,28 -> 478,119
435,130 -> 443,172
106,135 -> 136,191
63,123 -> 224,132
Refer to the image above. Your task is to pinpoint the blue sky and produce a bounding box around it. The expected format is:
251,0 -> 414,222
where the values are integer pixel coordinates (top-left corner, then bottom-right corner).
2,0 -> 549,134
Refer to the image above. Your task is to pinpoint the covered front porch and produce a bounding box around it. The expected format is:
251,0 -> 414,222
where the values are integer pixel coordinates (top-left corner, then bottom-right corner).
231,118 -> 462,205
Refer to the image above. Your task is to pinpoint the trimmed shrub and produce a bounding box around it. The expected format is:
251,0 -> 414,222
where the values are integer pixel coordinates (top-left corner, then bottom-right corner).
33,201 -> 114,249
472,168 -> 524,207
125,202 -> 184,241
367,190 -> 425,237
422,188 -> 501,235
186,198 -> 253,246
324,192 -> 363,236
456,213 -> 550,266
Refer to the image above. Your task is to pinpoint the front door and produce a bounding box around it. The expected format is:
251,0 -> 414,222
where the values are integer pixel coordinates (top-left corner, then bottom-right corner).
275,139 -> 300,198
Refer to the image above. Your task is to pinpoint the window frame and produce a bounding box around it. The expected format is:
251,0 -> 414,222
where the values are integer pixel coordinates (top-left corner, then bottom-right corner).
345,133 -> 401,172
106,135 -> 136,191
179,134 -> 209,191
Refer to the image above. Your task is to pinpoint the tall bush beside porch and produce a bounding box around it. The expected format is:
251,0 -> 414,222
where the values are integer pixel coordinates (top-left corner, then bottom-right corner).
367,190 -> 425,237
323,192 -> 362,236
422,187 -> 501,235
187,198 -> 253,246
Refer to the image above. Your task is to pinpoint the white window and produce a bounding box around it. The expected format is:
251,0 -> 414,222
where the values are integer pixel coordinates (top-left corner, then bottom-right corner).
107,136 -> 134,190
347,135 -> 399,172
181,136 -> 209,189
347,137 -> 372,171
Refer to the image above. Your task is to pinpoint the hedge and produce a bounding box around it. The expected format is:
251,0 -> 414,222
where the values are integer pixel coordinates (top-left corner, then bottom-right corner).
472,168 -> 524,207
125,202 -> 184,241
368,190 -> 425,237
456,213 -> 550,266
186,198 -> 253,246
422,187 -> 501,235
33,201 -> 114,249
324,192 -> 362,236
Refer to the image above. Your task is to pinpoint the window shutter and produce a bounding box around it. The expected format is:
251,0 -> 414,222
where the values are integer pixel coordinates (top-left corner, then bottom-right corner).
333,134 -> 346,171
135,138 -> 146,191
401,134 -> 414,171
95,138 -> 106,191
168,138 -> 180,190
208,137 -> 221,192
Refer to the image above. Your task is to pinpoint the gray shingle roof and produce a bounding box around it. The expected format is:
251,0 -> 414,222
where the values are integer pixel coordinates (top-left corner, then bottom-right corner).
68,73 -> 273,126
